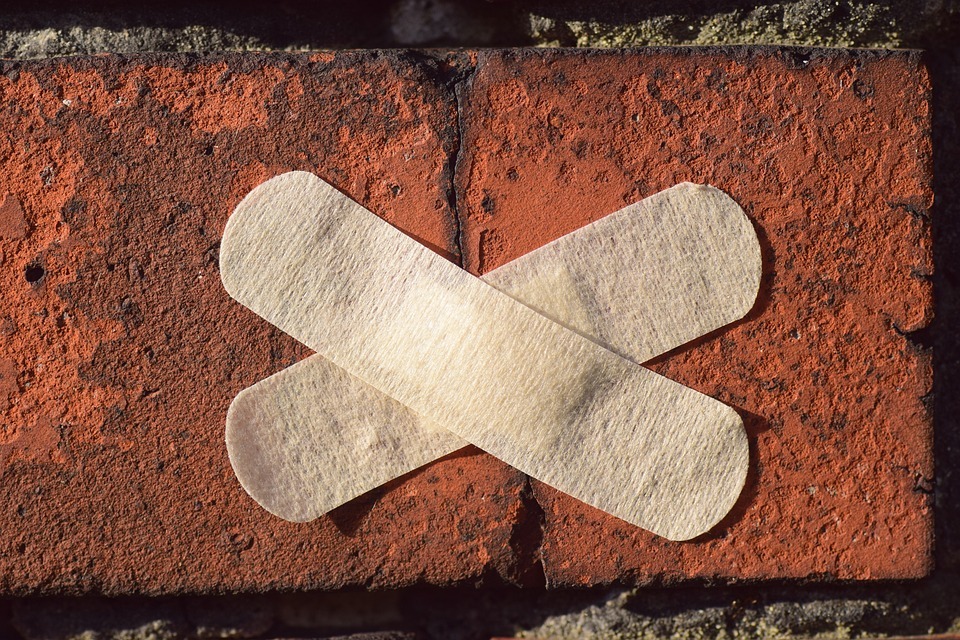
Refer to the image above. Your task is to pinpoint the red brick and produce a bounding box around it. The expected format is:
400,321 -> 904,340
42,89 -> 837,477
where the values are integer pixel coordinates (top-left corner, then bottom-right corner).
456,49 -> 933,583
0,48 -> 935,593
0,53 -> 526,594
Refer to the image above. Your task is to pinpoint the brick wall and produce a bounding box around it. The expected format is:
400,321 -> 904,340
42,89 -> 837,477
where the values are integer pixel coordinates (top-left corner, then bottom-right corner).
0,2 -> 958,639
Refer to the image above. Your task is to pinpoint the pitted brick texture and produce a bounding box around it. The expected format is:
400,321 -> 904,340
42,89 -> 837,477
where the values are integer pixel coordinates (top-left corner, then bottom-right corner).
457,48 -> 933,583
0,48 -> 934,592
0,52 -> 525,594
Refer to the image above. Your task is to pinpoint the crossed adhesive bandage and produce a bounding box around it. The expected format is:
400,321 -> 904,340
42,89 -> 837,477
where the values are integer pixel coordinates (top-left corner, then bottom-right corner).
220,171 -> 761,541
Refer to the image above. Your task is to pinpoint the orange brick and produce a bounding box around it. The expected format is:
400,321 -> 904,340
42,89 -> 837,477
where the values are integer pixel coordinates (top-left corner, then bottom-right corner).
0,48 -> 934,593
457,49 -> 933,583
0,53 -> 526,594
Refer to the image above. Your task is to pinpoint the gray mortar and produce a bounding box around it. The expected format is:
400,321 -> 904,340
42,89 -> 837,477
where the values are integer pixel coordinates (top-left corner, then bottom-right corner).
0,1 -> 958,56
2,2 -> 960,640
523,0 -> 960,49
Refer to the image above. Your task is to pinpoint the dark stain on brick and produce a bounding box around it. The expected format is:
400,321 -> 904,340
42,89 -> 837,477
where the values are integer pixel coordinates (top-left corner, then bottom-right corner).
23,262 -> 44,286
481,191 -> 495,215
60,198 -> 87,228
852,78 -> 875,100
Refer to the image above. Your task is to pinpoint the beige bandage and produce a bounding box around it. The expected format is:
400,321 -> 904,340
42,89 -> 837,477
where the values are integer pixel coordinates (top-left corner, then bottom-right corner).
221,172 -> 760,541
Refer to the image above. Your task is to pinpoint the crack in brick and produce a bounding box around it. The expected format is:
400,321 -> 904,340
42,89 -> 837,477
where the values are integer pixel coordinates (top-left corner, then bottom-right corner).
443,54 -> 477,270
510,476 -> 547,587
450,74 -> 467,268
450,56 -> 548,586
404,50 -> 476,267
408,51 -> 548,586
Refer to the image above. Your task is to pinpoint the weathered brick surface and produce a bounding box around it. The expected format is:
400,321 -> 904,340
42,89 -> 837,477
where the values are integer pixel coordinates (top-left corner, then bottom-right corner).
0,52 -> 526,594
457,48 -> 933,583
0,48 -> 934,593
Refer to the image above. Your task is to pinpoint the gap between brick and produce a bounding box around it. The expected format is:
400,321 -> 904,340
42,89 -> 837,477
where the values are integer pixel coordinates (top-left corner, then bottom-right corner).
409,51 -> 548,586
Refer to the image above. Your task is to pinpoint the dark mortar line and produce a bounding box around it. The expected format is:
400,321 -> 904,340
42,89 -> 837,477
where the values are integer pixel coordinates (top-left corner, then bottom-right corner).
401,49 -> 476,267
446,52 -> 548,584
512,476 -> 547,587
406,51 -> 549,584
450,73 -> 468,268
445,52 -> 477,269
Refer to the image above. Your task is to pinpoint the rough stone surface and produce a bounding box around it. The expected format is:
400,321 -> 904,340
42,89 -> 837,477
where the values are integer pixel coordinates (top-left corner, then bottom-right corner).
397,583 -> 960,639
0,2 -> 397,58
12,598 -> 189,640
456,48 -> 933,583
524,0 -> 960,49
11,583 -> 960,640
0,2 -> 958,56
0,51 -> 527,595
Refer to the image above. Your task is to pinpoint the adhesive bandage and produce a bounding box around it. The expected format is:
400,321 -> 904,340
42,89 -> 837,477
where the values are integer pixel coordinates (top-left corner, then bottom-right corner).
221,172 -> 761,541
